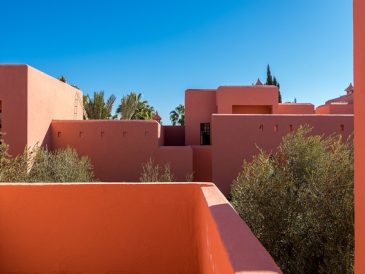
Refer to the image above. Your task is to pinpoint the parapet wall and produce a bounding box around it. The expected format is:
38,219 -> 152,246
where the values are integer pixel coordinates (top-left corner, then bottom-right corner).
278,103 -> 315,114
0,183 -> 281,274
216,86 -> 279,114
212,114 -> 354,195
51,120 -> 193,182
316,104 -> 354,114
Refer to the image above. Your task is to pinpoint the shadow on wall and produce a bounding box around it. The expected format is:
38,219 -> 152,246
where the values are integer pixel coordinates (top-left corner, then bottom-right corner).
208,204 -> 281,273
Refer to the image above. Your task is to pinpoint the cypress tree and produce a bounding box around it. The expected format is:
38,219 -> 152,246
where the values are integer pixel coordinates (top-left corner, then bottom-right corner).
265,65 -> 282,103
266,65 -> 273,85
58,76 -> 67,83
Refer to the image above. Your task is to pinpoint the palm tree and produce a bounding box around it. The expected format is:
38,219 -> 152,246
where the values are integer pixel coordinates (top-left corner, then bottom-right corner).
170,104 -> 185,126
83,91 -> 116,119
135,100 -> 155,120
117,92 -> 156,120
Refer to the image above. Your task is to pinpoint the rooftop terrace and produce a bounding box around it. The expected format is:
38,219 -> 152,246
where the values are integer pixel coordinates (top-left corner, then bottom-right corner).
0,183 -> 280,274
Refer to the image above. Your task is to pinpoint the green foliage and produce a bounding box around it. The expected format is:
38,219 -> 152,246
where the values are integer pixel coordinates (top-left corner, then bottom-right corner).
170,104 -> 185,126
28,147 -> 95,182
83,91 -> 116,119
230,126 -> 354,274
58,75 -> 80,90
58,75 -> 67,83
140,159 -> 175,182
265,65 -> 282,103
135,100 -> 155,120
266,65 -> 273,85
117,92 -> 156,120
0,143 -> 28,182
0,143 -> 95,182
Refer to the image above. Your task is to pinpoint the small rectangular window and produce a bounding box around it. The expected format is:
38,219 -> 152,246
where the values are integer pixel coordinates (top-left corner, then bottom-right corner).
200,123 -> 211,145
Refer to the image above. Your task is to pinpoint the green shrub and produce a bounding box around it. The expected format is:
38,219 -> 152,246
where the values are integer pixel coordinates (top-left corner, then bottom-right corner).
0,143 -> 95,182
140,158 -> 175,182
230,126 -> 354,274
0,143 -> 28,182
28,147 -> 95,182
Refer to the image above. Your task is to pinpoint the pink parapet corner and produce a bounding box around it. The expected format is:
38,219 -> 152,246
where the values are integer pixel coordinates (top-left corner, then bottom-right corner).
0,183 -> 281,273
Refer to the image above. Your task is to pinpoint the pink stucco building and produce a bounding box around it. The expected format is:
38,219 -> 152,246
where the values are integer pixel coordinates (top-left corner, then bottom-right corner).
0,64 -> 354,195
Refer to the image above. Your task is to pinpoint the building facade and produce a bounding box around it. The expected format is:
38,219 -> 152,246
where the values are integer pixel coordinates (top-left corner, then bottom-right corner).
0,65 -> 354,195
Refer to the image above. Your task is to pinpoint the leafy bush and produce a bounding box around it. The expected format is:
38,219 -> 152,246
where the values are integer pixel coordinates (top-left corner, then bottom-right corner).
28,147 -> 95,182
230,126 -> 354,274
0,143 -> 28,182
140,158 -> 175,182
0,143 -> 95,182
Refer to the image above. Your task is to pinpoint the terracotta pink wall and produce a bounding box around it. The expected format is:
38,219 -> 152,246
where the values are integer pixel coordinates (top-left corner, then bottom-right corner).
232,105 -> 272,114
196,184 -> 281,273
51,120 -> 193,182
192,146 -> 212,182
0,65 -> 82,156
0,65 -> 28,156
162,125 -> 185,146
216,86 -> 279,114
278,103 -> 315,114
0,184 -> 200,273
354,0 -> 365,272
185,89 -> 217,145
316,104 -> 354,114
154,146 -> 193,181
0,183 -> 281,274
212,114 -> 354,195
27,66 -> 83,150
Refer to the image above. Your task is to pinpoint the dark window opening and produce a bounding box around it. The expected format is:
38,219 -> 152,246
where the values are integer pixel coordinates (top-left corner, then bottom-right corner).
200,123 -> 211,145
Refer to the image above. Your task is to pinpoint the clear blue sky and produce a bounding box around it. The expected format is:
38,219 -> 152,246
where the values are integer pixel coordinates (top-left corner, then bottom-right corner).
1,0 -> 353,124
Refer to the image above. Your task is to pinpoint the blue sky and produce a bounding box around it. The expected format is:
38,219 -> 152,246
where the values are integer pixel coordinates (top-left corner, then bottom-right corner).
1,0 -> 352,123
